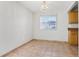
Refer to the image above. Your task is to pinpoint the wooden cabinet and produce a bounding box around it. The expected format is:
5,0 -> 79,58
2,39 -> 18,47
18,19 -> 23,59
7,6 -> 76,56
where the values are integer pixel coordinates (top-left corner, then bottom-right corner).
68,2 -> 78,45
68,28 -> 78,45
78,30 -> 79,46
68,11 -> 78,24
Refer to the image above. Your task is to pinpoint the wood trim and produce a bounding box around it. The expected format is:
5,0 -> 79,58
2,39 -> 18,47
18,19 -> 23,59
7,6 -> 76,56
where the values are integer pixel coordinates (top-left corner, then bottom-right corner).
68,28 -> 78,30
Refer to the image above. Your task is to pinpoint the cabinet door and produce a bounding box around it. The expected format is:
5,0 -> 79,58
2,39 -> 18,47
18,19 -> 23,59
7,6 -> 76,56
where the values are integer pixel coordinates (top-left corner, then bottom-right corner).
68,29 -> 78,45
69,11 -> 78,24
78,30 -> 79,46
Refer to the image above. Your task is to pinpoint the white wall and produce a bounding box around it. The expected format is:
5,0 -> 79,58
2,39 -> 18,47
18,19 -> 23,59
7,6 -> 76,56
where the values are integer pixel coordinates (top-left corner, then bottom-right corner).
33,11 -> 68,42
0,2 -> 32,56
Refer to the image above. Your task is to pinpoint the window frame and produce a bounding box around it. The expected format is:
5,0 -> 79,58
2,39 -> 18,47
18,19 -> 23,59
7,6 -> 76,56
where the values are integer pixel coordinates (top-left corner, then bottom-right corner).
40,15 -> 57,30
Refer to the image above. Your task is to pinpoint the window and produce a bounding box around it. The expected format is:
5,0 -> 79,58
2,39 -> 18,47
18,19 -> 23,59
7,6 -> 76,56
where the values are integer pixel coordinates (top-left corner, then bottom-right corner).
40,15 -> 56,29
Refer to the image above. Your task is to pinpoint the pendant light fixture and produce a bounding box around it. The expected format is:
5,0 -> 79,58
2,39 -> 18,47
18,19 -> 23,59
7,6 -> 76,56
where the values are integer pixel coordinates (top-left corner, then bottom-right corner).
40,1 -> 48,11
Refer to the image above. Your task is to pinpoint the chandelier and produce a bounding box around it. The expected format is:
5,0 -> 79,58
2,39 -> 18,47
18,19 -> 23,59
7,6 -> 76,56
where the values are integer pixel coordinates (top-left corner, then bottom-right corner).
40,1 -> 48,11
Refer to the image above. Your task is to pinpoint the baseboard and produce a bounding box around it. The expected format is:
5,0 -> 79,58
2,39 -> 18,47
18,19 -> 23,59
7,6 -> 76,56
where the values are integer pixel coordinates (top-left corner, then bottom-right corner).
1,39 -> 68,56
33,39 -> 68,43
1,39 -> 33,57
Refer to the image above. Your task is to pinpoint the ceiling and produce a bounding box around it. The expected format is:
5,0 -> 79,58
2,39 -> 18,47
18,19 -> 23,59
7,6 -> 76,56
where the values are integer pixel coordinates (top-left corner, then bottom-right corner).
19,1 -> 75,13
